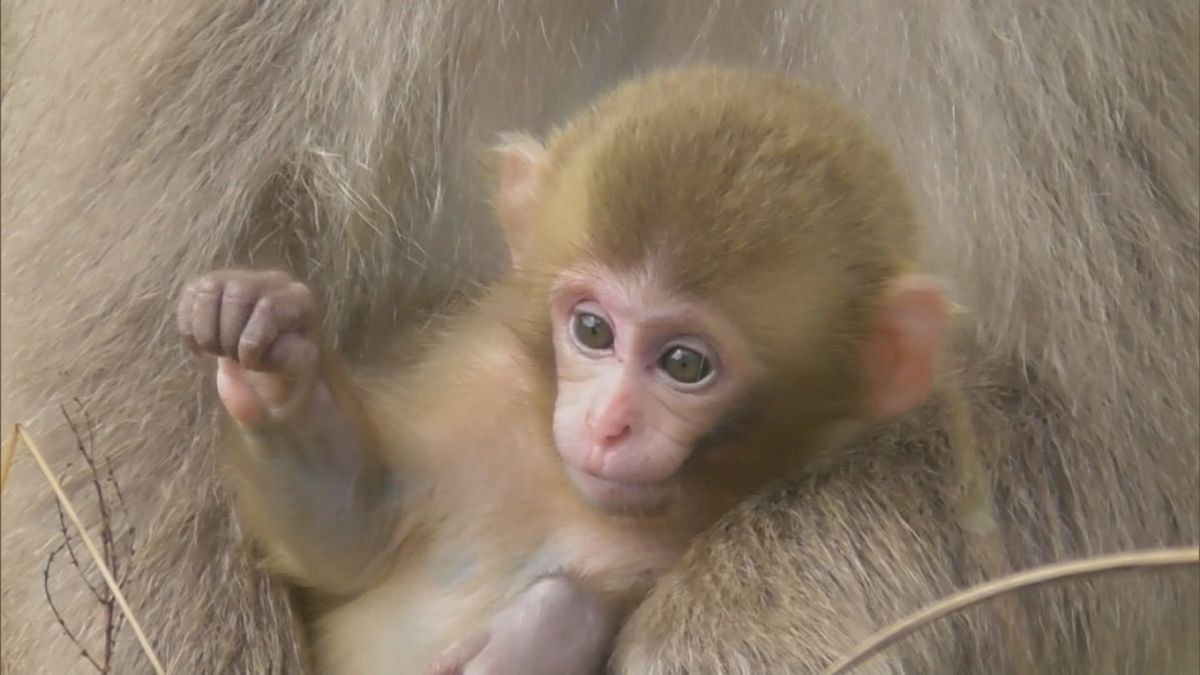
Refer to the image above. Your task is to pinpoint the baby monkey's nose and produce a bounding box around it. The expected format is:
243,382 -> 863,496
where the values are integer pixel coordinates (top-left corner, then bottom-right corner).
588,396 -> 635,449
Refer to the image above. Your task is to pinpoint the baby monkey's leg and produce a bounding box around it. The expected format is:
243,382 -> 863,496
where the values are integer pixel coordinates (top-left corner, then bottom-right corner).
178,270 -> 399,594
428,576 -> 618,675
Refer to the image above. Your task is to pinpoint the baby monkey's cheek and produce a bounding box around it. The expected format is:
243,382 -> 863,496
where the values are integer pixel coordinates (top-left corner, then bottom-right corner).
551,389 -> 592,458
643,391 -> 727,446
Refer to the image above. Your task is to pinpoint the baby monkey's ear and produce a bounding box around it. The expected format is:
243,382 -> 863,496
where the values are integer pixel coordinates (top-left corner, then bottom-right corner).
493,132 -> 548,270
860,274 -> 950,420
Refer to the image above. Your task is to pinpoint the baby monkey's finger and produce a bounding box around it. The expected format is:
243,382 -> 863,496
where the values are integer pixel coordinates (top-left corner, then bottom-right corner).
188,276 -> 226,355
257,334 -> 319,378
176,280 -> 202,353
237,282 -> 317,372
218,279 -> 261,358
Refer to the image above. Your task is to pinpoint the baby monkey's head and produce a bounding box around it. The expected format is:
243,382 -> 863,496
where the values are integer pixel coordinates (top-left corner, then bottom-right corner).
494,67 -> 947,520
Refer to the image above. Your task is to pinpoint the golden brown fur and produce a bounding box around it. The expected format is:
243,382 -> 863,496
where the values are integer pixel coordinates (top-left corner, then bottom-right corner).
2,1 -> 1196,673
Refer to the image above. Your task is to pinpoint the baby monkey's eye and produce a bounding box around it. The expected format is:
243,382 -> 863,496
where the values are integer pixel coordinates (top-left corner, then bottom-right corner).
573,312 -> 614,351
659,346 -> 714,385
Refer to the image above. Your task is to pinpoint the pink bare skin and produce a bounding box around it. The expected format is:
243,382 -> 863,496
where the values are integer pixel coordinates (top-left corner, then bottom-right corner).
547,268 -> 758,515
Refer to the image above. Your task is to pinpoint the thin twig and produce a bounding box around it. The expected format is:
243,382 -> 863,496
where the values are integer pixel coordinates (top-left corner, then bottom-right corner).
62,404 -> 117,577
105,456 -> 137,585
64,404 -> 120,670
10,424 -> 168,675
44,542 -> 104,673
57,401 -> 131,671
823,546 -> 1200,675
50,465 -> 107,603
103,456 -> 131,526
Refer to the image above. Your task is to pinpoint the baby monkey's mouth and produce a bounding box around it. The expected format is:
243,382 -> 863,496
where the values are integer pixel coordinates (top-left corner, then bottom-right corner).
562,464 -> 679,517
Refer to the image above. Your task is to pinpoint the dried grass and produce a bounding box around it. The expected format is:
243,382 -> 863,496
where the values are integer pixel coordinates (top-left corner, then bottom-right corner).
2,424 -> 165,675
823,547 -> 1200,674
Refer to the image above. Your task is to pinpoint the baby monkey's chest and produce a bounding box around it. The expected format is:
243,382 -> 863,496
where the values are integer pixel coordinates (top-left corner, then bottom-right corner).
318,517 -> 675,674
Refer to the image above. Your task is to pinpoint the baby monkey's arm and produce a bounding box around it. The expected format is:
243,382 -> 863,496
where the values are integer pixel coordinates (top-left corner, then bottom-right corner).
178,270 -> 401,595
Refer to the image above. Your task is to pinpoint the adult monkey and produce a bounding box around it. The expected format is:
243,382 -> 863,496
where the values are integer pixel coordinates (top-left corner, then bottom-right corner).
1,0 -> 1196,673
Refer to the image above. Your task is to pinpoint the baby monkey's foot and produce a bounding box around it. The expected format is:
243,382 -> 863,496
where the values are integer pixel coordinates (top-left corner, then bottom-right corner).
427,576 -> 614,675
177,269 -> 320,428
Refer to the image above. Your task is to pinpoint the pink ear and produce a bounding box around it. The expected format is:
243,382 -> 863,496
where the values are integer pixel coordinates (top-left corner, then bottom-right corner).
862,275 -> 949,419
495,133 -> 547,269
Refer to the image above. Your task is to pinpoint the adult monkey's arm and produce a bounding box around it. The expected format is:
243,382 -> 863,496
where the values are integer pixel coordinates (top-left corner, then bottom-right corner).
2,1 -> 1195,673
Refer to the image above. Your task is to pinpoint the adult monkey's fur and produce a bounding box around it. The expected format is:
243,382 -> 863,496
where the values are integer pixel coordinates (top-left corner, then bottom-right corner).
1,1 -> 1196,673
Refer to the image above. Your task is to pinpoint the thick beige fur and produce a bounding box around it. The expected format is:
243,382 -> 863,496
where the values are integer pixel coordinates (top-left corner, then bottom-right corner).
2,1 -> 1196,673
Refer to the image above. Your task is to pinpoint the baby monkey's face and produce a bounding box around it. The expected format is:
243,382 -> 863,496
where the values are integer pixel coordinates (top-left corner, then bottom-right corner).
548,264 -> 758,516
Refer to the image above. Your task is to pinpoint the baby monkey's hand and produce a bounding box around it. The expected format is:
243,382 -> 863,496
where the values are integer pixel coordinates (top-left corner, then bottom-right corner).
177,270 -> 320,428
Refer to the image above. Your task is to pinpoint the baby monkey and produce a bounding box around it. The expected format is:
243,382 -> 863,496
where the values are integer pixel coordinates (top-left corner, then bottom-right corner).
178,67 -> 948,674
